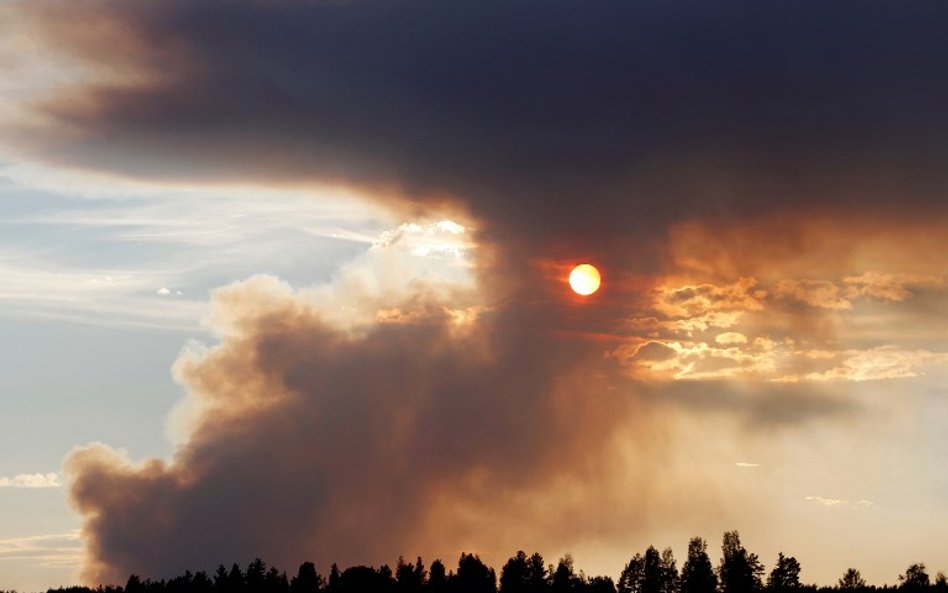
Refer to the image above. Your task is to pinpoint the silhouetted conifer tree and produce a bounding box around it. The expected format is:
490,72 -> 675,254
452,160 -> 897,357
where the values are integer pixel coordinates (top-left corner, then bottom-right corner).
192,570 -> 214,593
660,548 -> 679,593
718,532 -> 763,593
454,553 -> 497,593
326,564 -> 340,593
501,551 -> 532,593
838,569 -> 866,591
228,564 -> 246,593
246,559 -> 267,593
682,538 -> 717,593
397,556 -> 427,593
618,553 -> 644,593
290,562 -> 324,593
551,556 -> 580,593
126,575 -> 145,593
264,567 -> 288,593
428,560 -> 448,593
768,554 -> 801,593
528,553 -> 550,593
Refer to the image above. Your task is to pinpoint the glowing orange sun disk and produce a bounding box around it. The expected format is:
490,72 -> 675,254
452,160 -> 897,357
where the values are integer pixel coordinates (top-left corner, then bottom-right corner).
569,263 -> 601,296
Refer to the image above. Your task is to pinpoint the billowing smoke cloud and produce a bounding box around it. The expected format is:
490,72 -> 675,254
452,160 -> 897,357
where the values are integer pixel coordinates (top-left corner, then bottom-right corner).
7,0 -> 948,584
65,275 -> 655,584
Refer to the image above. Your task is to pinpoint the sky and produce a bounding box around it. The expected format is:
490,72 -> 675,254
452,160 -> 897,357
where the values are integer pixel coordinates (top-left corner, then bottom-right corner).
2,1 -> 948,591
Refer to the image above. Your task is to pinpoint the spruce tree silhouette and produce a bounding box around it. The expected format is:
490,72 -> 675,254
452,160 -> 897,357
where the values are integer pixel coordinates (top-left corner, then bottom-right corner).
192,570 -> 214,593
618,552 -> 644,593
617,546 -> 666,593
166,569 -> 193,593
768,554 -> 801,593
125,574 -> 145,593
838,569 -> 866,591
246,559 -> 267,593
396,556 -> 427,593
429,559 -> 449,593
264,566 -> 288,593
214,565 -> 231,593
500,551 -> 532,593
290,562 -> 324,593
227,563 -> 246,593
527,553 -> 550,593
718,532 -> 763,593
550,555 -> 580,593
327,564 -> 340,593
681,537 -> 717,593
454,553 -> 497,593
659,548 -> 679,593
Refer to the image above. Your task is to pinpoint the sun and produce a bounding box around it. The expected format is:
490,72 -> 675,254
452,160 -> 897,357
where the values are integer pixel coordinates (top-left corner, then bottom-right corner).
569,263 -> 601,296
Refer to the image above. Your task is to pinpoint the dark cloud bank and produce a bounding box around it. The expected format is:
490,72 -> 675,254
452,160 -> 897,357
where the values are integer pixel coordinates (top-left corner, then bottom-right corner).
12,0 -> 948,583
20,0 -> 948,258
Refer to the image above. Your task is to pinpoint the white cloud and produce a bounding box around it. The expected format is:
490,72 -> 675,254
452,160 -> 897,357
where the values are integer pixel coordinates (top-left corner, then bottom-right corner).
735,462 -> 760,468
805,496 -> 873,509
0,472 -> 61,488
373,219 -> 470,260
0,256 -> 207,332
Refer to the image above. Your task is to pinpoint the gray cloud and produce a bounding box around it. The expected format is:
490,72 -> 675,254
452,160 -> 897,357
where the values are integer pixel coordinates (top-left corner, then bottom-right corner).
8,0 -> 948,271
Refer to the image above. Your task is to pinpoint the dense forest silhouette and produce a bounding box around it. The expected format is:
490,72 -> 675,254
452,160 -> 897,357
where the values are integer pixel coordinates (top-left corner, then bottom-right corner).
16,532 -> 948,593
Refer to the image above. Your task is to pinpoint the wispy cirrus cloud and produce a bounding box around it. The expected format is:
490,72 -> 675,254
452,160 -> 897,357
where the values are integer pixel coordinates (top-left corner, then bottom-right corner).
0,531 -> 82,567
0,166 -> 471,332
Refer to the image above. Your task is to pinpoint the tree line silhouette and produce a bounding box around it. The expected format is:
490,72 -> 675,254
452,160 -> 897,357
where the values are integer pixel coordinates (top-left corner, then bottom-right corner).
32,531 -> 948,593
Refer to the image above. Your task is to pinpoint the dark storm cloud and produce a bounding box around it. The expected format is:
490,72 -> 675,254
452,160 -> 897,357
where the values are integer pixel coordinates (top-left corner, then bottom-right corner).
15,0 -> 948,262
